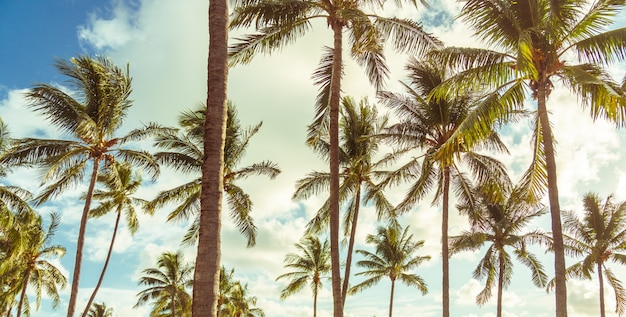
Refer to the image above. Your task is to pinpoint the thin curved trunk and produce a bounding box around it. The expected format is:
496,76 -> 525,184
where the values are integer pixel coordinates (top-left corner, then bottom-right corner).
341,184 -> 361,307
389,278 -> 395,317
16,268 -> 30,317
313,283 -> 318,317
537,85 -> 567,317
442,168 -> 450,317
81,209 -> 122,317
598,262 -> 605,317
497,251 -> 504,317
68,157 -> 101,317
329,21 -> 344,317
192,0 -> 228,315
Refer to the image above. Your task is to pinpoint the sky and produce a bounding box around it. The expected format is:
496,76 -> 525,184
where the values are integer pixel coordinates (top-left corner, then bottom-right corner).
1,0 -> 626,316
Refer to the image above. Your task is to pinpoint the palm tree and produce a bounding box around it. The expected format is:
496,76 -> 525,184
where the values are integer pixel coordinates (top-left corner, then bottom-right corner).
86,303 -> 113,317
14,212 -> 68,317
193,0 -> 230,312
0,55 -> 162,317
151,102 -> 280,246
229,3 -> 441,315
218,266 -> 265,317
276,236 -> 331,317
555,192 -> 626,317
450,182 -> 549,317
349,223 -> 430,317
429,2 -> 626,315
0,117 -> 33,216
378,57 -> 510,317
136,251 -> 194,317
81,162 -> 151,317
293,96 -> 394,305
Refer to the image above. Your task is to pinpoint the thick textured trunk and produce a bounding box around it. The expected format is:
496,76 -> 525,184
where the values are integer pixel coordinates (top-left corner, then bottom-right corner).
329,21 -> 344,317
442,168 -> 450,317
598,262 -> 605,317
67,157 -> 100,317
192,0 -> 228,316
537,85 -> 567,317
341,185 -> 361,306
16,268 -> 30,317
389,278 -> 395,317
81,209 -> 122,317
497,252 -> 504,317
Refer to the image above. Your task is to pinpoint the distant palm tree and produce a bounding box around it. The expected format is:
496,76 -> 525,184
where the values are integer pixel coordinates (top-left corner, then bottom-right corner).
554,193 -> 626,317
230,2 -> 441,314
429,1 -> 626,314
276,236 -> 331,317
136,251 -> 194,317
293,96 -> 394,305
86,302 -> 113,317
223,282 -> 265,317
81,162 -> 151,317
349,223 -> 430,317
379,57 -> 509,316
1,55 -> 162,317
150,102 -> 280,246
450,182 -> 549,317
14,212 -> 67,317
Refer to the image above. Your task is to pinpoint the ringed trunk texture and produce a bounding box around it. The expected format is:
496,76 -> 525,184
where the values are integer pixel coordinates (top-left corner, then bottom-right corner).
329,21 -> 344,317
341,185 -> 361,306
192,0 -> 229,315
67,157 -> 100,317
442,168 -> 450,317
81,209 -> 122,317
598,262 -> 605,317
537,85 -> 567,317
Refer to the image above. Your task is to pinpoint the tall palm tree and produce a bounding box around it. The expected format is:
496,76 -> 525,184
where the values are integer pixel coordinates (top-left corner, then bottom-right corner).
293,96 -> 394,305
194,0 -> 230,312
555,192 -> 626,317
81,162 -> 151,317
86,303 -> 113,317
429,2 -> 626,315
230,3 -> 440,315
450,182 -> 549,317
151,102 -> 280,246
14,212 -> 68,317
136,251 -> 194,317
349,223 -> 430,317
0,55 -> 162,317
379,57 -> 510,317
276,235 -> 331,317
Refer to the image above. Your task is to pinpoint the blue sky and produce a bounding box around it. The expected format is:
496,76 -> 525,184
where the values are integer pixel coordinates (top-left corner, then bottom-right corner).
2,0 -> 626,317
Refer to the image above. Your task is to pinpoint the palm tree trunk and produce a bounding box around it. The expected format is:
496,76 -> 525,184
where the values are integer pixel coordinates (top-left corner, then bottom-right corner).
442,168 -> 450,317
172,290 -> 177,317
16,268 -> 30,317
537,84 -> 567,317
67,157 -> 101,317
341,185 -> 361,306
329,20 -> 344,317
497,252 -> 504,317
192,0 -> 228,315
389,278 -> 395,317
81,209 -> 122,317
598,262 -> 605,317
313,284 -> 318,317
